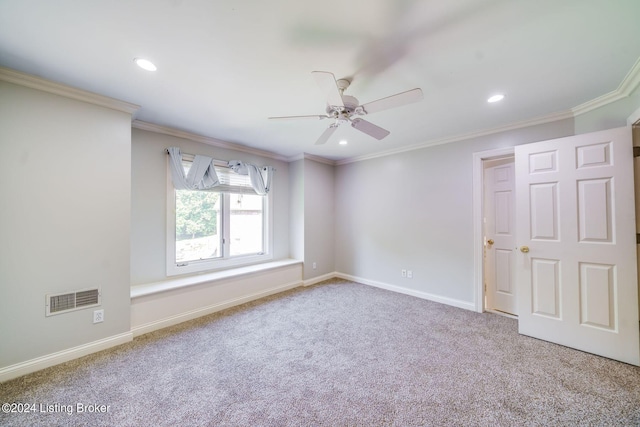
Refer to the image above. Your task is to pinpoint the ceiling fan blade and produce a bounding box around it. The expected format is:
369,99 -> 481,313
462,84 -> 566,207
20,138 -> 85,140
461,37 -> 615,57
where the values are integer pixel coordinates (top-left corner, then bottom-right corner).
315,124 -> 338,145
268,115 -> 329,120
351,118 -> 390,140
312,71 -> 344,107
361,88 -> 423,114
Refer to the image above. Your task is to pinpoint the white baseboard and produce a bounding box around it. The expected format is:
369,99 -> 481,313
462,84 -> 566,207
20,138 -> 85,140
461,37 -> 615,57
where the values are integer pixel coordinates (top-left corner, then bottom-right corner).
335,272 -> 476,312
0,332 -> 133,383
131,280 -> 303,337
303,272 -> 336,287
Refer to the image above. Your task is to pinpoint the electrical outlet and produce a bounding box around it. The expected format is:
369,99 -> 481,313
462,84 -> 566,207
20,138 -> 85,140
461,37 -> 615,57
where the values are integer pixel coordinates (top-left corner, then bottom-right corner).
401,269 -> 407,278
312,262 -> 317,270
407,270 -> 413,279
93,309 -> 104,324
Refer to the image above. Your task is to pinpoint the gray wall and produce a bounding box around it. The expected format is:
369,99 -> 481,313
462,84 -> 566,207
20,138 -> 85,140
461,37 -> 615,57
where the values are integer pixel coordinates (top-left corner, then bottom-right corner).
303,159 -> 335,280
288,159 -> 304,263
334,118 -> 576,304
130,128 -> 291,285
0,81 -> 132,367
287,158 -> 336,281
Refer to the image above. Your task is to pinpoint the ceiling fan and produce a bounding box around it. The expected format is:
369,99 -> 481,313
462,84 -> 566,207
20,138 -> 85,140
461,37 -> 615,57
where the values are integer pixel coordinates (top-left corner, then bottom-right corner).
269,71 -> 423,145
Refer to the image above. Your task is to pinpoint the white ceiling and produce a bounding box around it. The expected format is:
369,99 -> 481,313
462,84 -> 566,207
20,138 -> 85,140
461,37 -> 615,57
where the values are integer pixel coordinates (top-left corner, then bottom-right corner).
1,0 -> 639,162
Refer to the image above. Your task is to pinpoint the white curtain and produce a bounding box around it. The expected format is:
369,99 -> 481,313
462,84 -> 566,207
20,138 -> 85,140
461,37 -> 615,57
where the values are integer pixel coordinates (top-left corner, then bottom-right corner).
228,160 -> 273,196
167,147 -> 220,190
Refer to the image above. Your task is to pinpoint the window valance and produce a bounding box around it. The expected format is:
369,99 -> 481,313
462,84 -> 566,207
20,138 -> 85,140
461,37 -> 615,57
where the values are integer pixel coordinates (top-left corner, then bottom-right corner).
167,147 -> 219,190
228,160 -> 273,196
167,147 -> 274,195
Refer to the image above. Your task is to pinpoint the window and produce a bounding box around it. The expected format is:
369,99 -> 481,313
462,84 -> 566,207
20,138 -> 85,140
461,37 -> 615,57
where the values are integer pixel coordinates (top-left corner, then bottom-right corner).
167,158 -> 272,276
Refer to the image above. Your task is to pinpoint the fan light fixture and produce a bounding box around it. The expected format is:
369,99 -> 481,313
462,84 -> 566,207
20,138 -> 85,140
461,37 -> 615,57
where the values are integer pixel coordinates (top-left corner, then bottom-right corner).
339,140 -> 348,145
134,58 -> 157,71
487,94 -> 505,103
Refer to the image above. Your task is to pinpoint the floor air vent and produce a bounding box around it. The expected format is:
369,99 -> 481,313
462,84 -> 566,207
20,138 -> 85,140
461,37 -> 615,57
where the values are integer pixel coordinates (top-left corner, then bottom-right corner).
46,288 -> 101,316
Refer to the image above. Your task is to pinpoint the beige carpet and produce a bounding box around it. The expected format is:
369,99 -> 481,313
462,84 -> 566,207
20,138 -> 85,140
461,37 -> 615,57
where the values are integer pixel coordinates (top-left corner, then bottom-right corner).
1,279 -> 639,426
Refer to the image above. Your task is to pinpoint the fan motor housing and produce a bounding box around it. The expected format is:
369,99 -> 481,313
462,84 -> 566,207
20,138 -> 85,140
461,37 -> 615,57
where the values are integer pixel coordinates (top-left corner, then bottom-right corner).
327,95 -> 360,116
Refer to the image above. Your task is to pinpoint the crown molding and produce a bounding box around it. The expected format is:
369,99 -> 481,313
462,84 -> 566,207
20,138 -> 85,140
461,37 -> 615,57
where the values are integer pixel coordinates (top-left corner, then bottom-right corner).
303,153 -> 336,165
336,109 -> 574,165
6,54 -> 637,168
132,120 -> 289,162
618,56 -> 640,95
338,56 -> 640,165
287,153 -> 336,165
571,91 -> 626,117
572,56 -> 640,116
0,67 -> 139,115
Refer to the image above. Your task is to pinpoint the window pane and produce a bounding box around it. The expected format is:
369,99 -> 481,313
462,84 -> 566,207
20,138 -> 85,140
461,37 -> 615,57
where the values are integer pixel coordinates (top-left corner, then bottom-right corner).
230,193 -> 263,256
175,190 -> 221,263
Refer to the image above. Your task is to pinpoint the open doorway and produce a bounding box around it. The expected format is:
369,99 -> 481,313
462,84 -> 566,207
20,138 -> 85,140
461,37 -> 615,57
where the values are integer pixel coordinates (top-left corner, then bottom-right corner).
472,147 -> 514,314
482,156 -> 517,317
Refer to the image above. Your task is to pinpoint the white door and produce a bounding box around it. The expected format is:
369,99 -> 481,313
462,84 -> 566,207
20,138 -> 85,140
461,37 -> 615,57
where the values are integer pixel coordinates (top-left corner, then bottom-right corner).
515,126 -> 640,366
484,157 -> 517,315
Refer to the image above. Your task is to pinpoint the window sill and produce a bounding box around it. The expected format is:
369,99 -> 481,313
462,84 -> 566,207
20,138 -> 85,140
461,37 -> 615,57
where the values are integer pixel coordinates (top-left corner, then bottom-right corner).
166,253 -> 273,277
131,258 -> 302,299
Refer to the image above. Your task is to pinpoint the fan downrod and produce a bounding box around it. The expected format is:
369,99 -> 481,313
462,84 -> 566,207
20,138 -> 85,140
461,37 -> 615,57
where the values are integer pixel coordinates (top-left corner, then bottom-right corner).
336,78 -> 351,93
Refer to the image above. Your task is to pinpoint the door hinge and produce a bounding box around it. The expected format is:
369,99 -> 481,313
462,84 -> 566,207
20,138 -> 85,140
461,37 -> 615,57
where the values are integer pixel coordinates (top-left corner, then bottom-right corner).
636,234 -> 640,244
633,146 -> 640,158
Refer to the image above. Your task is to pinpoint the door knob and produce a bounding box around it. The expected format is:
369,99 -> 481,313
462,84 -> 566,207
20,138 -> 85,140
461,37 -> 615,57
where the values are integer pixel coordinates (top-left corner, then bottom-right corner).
487,239 -> 494,246
520,246 -> 530,253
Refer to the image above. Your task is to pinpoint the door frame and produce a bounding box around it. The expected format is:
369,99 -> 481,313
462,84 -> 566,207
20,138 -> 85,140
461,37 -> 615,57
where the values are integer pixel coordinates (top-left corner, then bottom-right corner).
472,147 -> 515,313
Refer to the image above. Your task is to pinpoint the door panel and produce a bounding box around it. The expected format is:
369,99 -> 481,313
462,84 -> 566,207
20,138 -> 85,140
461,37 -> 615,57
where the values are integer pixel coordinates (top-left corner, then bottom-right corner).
577,179 -> 612,242
495,191 -> 511,234
495,249 -> 512,294
515,126 -> 639,366
531,258 -> 561,319
530,183 -> 559,240
579,262 -> 615,330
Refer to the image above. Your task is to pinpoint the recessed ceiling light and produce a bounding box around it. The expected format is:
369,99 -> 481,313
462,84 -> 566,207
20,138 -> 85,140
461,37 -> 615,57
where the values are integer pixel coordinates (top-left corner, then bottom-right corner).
338,140 -> 348,145
487,94 -> 505,103
134,58 -> 157,71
